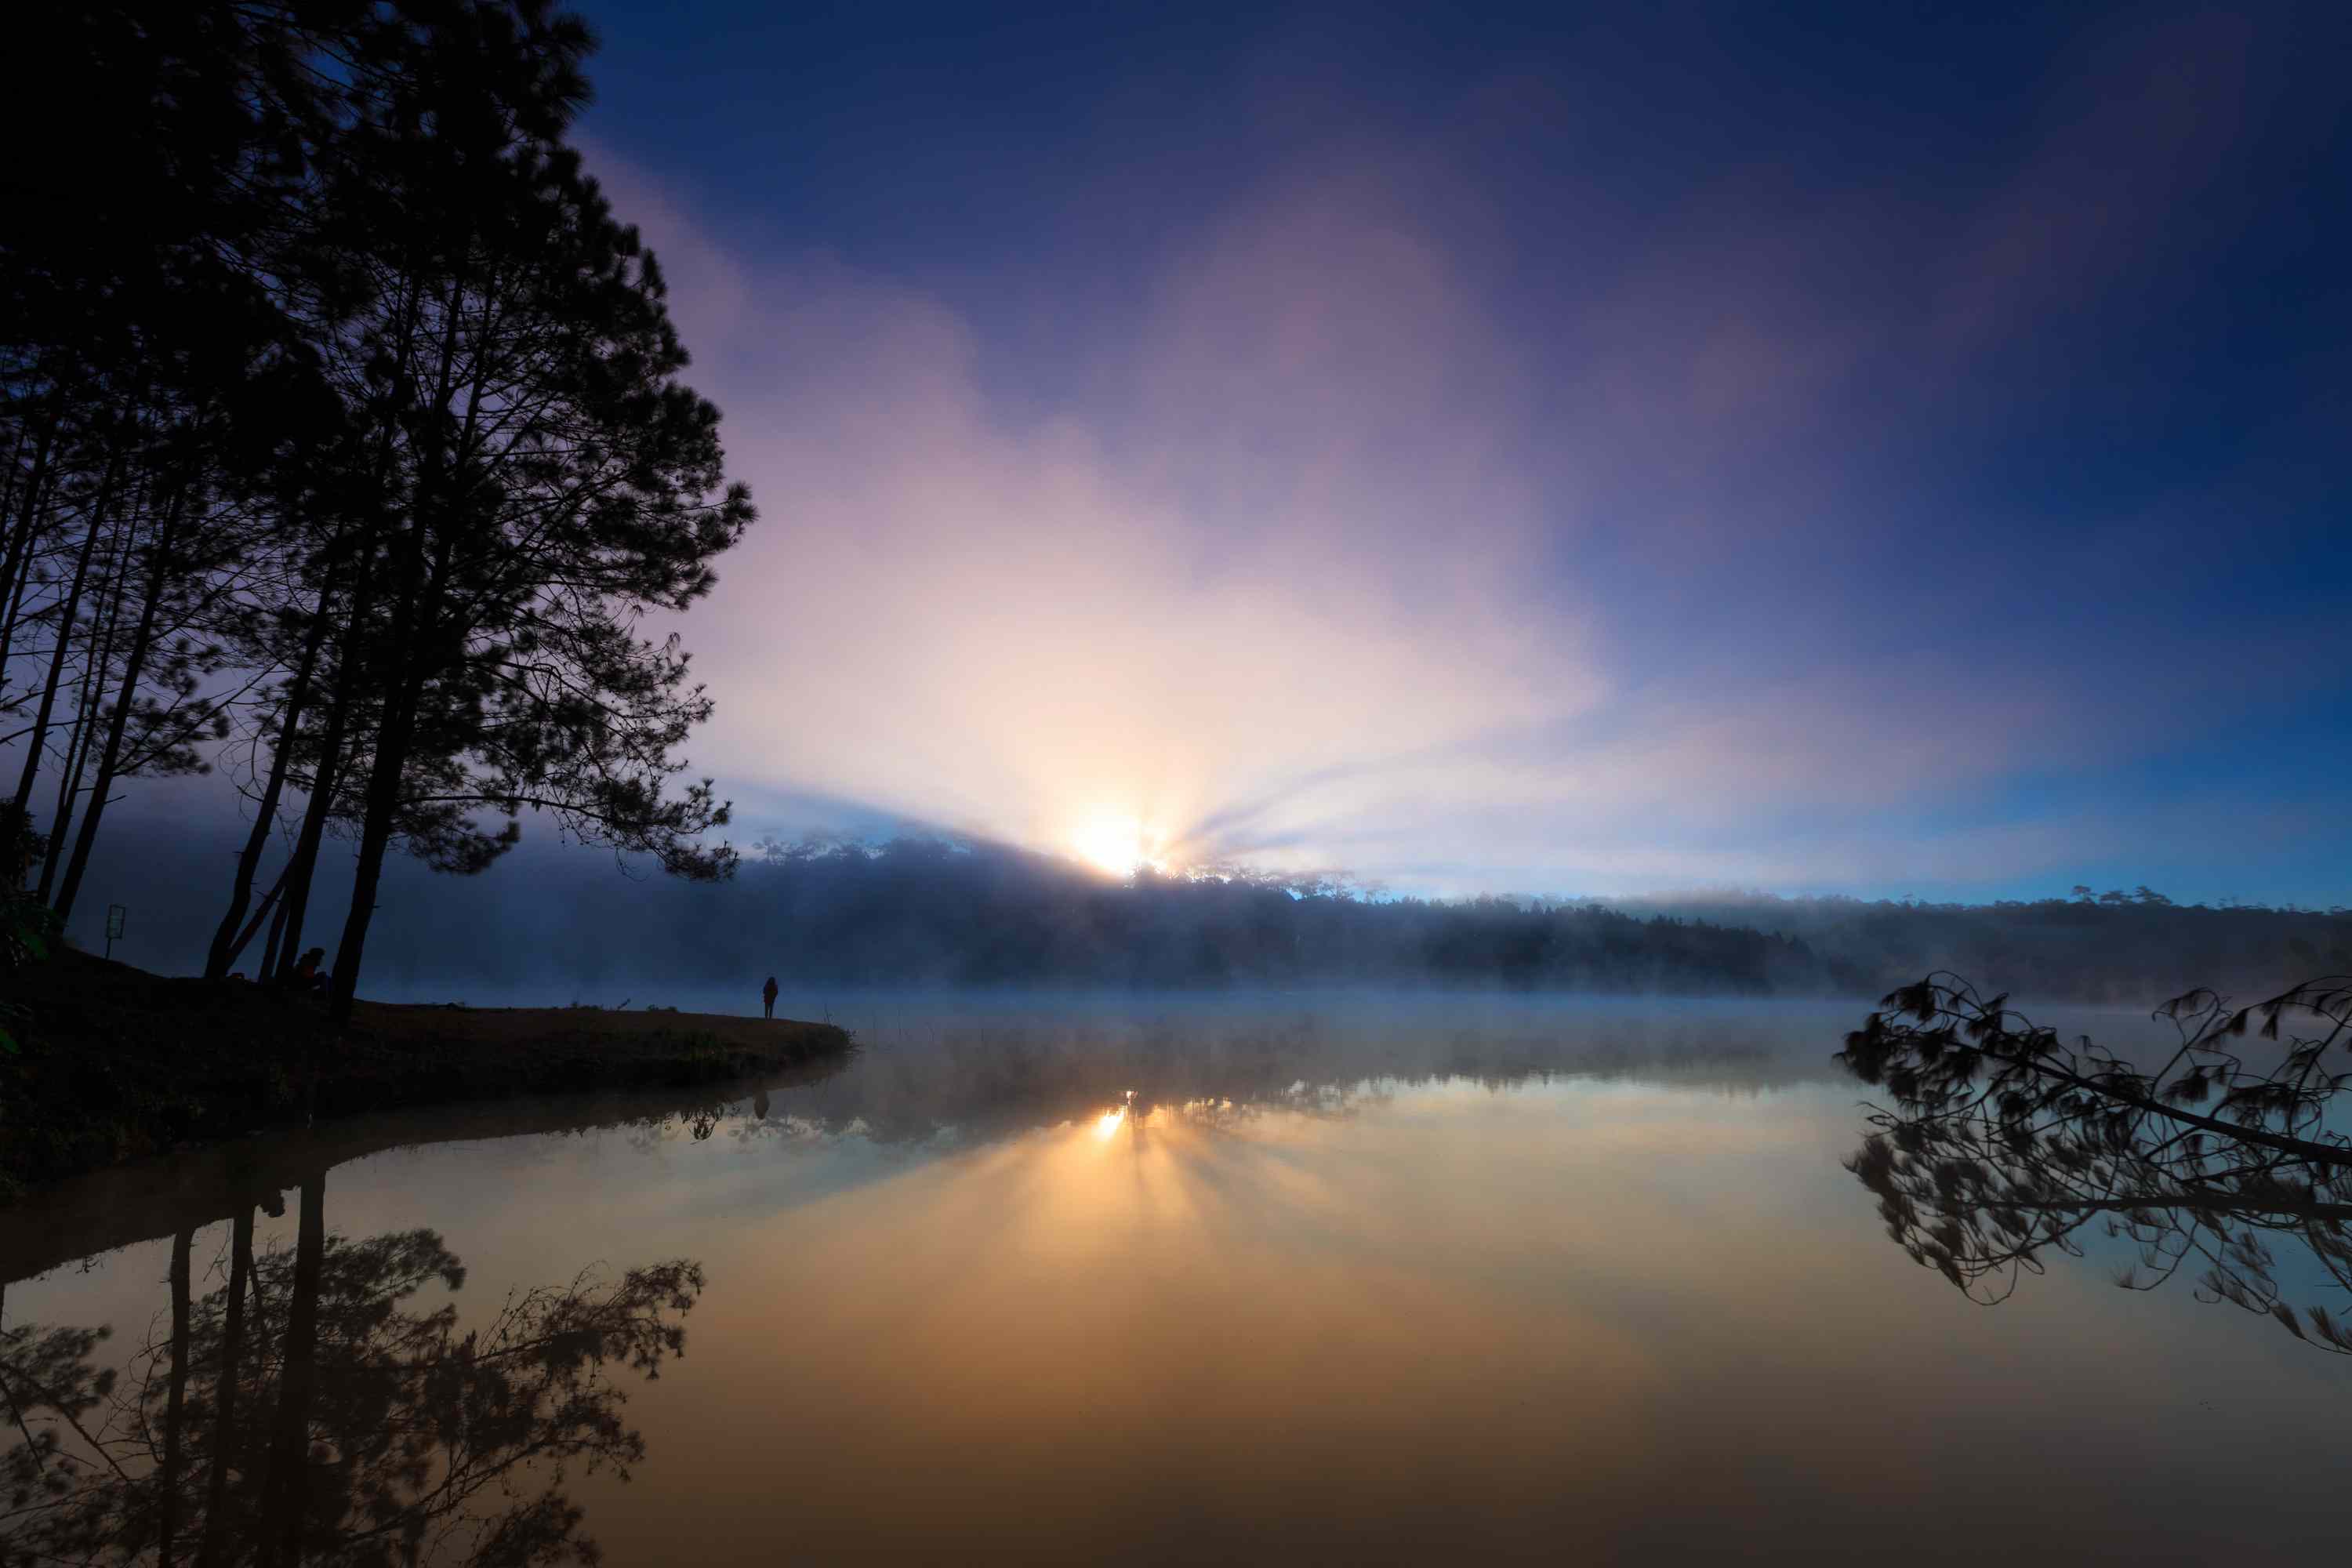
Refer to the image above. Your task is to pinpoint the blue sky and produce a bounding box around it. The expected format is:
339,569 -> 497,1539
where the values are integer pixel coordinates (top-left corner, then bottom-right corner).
559,1 -> 2350,905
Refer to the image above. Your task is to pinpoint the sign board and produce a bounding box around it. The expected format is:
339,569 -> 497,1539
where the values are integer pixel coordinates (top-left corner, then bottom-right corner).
106,904 -> 126,940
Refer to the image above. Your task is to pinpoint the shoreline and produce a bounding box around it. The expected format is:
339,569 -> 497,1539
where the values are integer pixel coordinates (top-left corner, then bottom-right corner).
0,951 -> 855,1195
0,1052 -> 851,1284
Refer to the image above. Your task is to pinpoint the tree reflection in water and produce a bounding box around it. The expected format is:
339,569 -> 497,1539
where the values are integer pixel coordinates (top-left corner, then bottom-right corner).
0,1175 -> 702,1565
1839,974 -> 2352,1353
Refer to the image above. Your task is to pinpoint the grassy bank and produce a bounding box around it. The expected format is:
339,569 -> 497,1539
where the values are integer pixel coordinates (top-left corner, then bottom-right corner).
0,950 -> 853,1192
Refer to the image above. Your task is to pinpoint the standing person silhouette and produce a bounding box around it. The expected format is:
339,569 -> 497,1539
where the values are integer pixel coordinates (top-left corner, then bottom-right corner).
761,975 -> 779,1020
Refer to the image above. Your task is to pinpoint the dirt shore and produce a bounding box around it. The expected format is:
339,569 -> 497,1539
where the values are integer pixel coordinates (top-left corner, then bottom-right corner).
0,950 -> 852,1192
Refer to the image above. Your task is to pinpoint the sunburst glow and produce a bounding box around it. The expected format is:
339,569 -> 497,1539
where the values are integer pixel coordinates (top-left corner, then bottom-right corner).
1094,1090 -> 1138,1138
1072,812 -> 1149,877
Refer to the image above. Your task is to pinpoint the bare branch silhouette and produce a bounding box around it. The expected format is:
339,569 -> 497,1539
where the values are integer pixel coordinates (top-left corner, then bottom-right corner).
1838,973 -> 2352,1352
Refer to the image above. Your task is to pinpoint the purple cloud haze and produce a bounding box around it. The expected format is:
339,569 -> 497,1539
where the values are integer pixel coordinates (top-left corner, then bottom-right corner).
564,5 -> 2347,903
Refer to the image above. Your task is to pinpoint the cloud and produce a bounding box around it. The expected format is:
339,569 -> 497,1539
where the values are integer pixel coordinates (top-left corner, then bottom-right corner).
576,17 -> 2332,902
594,144 -> 1610,879
1930,9 -> 2255,353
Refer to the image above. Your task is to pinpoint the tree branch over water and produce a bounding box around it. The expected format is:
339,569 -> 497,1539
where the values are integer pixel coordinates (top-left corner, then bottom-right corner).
1837,973 -> 2352,1352
0,1202 -> 706,1565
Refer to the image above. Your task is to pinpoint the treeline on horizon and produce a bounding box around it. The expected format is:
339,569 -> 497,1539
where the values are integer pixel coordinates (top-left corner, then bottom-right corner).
368,836 -> 2348,1004
1,2 -> 750,1019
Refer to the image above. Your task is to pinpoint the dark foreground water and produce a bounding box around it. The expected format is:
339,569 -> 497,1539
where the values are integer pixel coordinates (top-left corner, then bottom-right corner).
4,993 -> 2344,1563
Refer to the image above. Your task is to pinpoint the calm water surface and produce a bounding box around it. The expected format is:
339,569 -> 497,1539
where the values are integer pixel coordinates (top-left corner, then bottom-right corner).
5,993 -> 2344,1563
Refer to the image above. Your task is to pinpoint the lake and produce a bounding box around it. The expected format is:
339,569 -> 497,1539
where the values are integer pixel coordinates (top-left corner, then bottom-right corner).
5,992 -> 2344,1563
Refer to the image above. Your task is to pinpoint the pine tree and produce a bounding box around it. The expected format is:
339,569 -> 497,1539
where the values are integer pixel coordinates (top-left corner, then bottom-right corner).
294,2 -> 751,1020
7,5 -> 753,1006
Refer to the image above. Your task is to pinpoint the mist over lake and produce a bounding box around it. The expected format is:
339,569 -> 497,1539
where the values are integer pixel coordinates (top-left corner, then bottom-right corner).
14,992 -> 2349,1563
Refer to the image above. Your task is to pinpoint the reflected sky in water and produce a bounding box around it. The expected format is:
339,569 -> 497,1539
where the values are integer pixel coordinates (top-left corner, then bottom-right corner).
6,995 -> 2345,1563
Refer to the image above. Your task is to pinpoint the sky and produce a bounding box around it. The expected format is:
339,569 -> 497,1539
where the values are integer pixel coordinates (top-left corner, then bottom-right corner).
556,0 -> 2349,905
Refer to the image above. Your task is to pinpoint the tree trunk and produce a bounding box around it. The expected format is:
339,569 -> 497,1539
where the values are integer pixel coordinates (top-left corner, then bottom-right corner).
0,417 -> 56,675
271,546 -> 383,988
256,1174 -> 324,1568
53,490 -> 179,921
157,1225 -> 195,1566
324,519 -> 425,1024
270,787 -> 328,987
218,857 -> 292,975
326,665 -> 419,1025
259,886 -> 292,982
34,687 -> 94,903
8,446 -> 119,814
195,1204 -> 253,1568
37,512 -> 132,900
0,426 -> 23,543
206,602 -> 330,978
270,668 -> 357,987
0,532 -> 43,719
0,545 -> 38,713
296,255 -> 432,1002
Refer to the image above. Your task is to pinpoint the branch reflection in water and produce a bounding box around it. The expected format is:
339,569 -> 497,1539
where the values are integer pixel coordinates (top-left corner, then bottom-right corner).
1838,973 -> 2352,1352
0,1174 -> 702,1566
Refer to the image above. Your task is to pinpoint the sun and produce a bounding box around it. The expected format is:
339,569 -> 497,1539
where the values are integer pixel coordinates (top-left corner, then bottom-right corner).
1072,811 -> 1147,877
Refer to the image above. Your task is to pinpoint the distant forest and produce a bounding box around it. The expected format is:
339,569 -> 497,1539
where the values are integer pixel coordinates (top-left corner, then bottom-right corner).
342,835 -> 2349,1004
